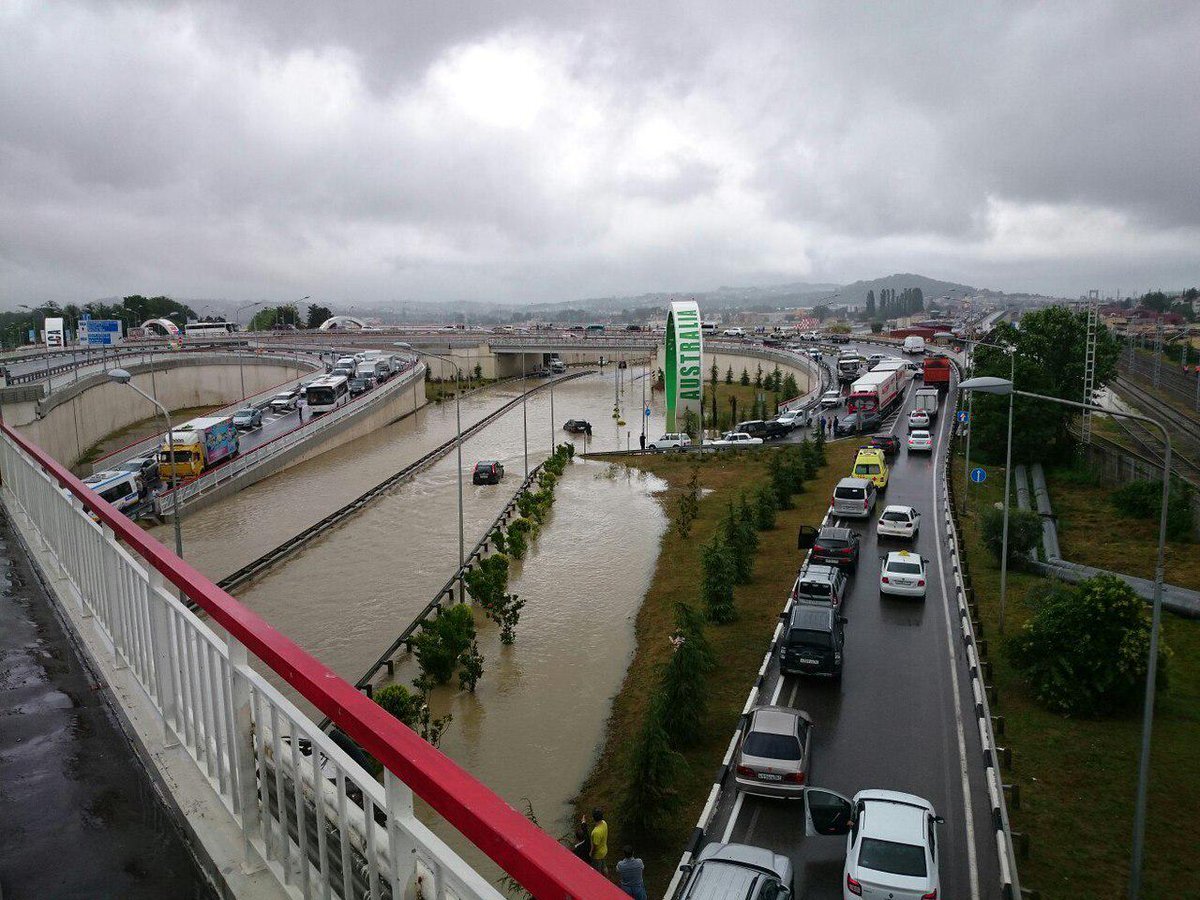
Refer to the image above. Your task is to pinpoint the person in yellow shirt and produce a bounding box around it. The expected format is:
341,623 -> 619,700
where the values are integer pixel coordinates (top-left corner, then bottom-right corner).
588,807 -> 609,874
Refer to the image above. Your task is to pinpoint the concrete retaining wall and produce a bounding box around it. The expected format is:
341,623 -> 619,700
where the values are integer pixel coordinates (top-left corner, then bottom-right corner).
1,354 -> 320,468
176,365 -> 426,517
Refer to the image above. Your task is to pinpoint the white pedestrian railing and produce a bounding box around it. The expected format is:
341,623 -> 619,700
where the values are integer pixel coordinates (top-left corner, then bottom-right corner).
0,424 -> 621,900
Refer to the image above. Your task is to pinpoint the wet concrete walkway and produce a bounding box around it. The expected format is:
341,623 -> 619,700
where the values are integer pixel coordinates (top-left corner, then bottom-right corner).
0,511 -> 214,900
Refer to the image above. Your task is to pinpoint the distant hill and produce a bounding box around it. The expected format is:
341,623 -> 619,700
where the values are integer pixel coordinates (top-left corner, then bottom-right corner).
809,274 -> 977,308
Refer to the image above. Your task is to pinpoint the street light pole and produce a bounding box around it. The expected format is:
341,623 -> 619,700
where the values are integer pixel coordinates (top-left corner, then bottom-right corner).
959,376 -> 1171,899
235,301 -> 264,400
522,354 -> 529,477
107,368 -> 182,559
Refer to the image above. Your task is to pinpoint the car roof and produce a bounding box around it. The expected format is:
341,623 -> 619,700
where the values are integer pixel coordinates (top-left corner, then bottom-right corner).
885,550 -> 923,565
476,459 -> 497,465
818,526 -> 853,539
84,470 -> 137,488
799,563 -> 839,581
910,430 -> 931,437
882,505 -> 915,515
857,792 -> 934,842
692,842 -> 790,891
749,705 -> 811,733
836,477 -> 872,488
788,604 -> 835,630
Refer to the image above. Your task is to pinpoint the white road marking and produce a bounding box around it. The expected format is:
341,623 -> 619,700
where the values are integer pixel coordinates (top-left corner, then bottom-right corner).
721,791 -> 745,843
931,384 -> 982,900
769,675 -> 785,705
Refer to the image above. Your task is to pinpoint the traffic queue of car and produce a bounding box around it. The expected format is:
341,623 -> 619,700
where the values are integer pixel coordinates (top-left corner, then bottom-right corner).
679,345 -> 946,900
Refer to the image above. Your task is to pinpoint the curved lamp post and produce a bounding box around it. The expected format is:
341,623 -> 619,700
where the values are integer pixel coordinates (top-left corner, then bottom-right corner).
958,375 -> 1169,899
107,368 -> 183,560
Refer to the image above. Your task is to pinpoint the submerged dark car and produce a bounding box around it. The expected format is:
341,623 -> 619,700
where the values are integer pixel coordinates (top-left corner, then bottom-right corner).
562,419 -> 591,434
472,460 -> 505,485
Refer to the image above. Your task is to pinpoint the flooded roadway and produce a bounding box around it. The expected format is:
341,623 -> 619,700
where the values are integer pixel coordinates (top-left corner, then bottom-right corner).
151,367 -> 671,880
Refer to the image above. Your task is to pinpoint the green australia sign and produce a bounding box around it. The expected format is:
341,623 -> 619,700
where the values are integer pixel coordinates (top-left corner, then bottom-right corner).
664,300 -> 704,432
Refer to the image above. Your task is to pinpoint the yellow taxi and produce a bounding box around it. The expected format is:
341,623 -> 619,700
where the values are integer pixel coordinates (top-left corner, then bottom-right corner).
852,447 -> 889,491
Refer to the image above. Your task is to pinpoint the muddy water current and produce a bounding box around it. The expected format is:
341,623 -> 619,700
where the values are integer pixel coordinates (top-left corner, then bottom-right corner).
151,369 -> 671,886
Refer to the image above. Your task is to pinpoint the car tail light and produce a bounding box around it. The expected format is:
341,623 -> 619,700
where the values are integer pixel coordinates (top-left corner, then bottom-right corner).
736,765 -> 755,778
922,891 -> 938,900
881,575 -> 889,583
782,771 -> 806,784
918,579 -> 926,587
863,499 -> 869,510
846,874 -> 863,896
841,547 -> 853,555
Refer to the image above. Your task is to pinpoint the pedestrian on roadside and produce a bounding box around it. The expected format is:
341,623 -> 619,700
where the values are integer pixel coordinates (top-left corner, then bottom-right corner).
616,846 -> 647,899
639,432 -> 646,451
572,821 -> 590,862
588,808 -> 609,874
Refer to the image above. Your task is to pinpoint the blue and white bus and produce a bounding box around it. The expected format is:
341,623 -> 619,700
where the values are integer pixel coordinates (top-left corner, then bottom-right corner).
184,321 -> 237,339
305,375 -> 349,415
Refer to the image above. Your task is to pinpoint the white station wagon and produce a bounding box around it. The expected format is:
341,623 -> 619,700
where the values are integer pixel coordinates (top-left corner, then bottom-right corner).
647,433 -> 692,451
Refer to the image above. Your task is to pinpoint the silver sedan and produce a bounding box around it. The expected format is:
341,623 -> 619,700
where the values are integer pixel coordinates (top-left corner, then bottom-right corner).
733,705 -> 813,799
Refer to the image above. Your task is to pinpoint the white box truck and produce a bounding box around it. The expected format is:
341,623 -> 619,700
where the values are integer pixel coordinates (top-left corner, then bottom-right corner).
914,387 -> 940,418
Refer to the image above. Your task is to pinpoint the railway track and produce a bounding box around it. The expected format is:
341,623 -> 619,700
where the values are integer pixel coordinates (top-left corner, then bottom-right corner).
1108,376 -> 1200,484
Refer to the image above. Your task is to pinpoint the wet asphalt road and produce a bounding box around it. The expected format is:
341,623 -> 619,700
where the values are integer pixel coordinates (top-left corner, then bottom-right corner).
0,511 -> 214,900
699,344 -> 1000,899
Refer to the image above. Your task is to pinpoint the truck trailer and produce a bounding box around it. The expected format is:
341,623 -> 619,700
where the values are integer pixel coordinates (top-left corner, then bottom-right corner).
158,416 -> 239,480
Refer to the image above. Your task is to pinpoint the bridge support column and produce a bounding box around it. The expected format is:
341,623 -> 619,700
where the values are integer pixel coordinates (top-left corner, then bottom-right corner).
228,634 -> 267,874
385,770 -> 419,898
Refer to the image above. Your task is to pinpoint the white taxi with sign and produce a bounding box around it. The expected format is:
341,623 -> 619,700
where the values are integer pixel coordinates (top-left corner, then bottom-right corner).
879,550 -> 928,599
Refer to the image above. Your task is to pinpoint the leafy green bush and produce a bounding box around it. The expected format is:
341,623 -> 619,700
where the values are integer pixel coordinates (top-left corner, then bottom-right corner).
412,604 -> 476,685
1008,575 -> 1170,716
506,517 -> 532,558
374,683 -> 422,728
979,504 -> 1044,563
458,640 -> 484,691
701,534 -> 737,624
1111,479 -> 1194,541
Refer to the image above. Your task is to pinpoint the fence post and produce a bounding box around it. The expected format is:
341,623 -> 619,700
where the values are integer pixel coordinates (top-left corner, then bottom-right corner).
147,570 -> 180,748
227,633 -> 266,873
384,769 -> 419,898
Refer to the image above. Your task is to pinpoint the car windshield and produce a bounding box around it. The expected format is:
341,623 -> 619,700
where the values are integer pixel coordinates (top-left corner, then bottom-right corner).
788,629 -> 832,649
818,537 -> 848,548
857,838 -> 927,877
882,511 -> 910,522
743,731 -> 802,760
835,487 -> 865,500
889,561 -> 923,574
798,580 -> 831,597
855,464 -> 881,475
911,432 -> 930,440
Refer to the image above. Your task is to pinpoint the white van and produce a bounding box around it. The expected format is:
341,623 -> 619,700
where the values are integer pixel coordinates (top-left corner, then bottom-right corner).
903,335 -> 927,355
83,470 -> 144,514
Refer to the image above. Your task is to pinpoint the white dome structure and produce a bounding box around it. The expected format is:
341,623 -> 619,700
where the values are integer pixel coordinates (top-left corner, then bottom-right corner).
319,315 -> 367,331
141,318 -> 181,336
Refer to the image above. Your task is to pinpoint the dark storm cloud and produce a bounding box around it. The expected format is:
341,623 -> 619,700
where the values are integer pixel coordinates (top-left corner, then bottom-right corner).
1,0 -> 1196,304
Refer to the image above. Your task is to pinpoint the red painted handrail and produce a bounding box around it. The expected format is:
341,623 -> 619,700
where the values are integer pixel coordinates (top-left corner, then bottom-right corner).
0,422 -> 624,900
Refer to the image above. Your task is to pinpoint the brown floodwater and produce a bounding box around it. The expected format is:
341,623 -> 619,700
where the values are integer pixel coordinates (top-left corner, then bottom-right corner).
152,368 -> 671,887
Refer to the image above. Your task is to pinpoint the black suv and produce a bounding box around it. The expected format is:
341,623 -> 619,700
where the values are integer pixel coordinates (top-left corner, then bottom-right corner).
791,563 -> 849,607
735,420 -> 789,441
563,419 -> 591,434
779,604 -> 846,678
809,526 -> 861,570
472,460 -> 505,484
869,434 -> 901,456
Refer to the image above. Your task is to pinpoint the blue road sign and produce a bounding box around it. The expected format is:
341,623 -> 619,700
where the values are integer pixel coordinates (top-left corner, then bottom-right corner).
970,467 -> 987,484
645,406 -> 651,417
957,410 -> 970,424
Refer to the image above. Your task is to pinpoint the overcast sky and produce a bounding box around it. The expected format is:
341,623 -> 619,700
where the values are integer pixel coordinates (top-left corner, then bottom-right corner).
2,1 -> 1197,307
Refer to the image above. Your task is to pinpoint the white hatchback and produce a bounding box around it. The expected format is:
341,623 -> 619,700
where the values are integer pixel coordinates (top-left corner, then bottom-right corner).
821,391 -> 843,408
907,430 -> 933,452
647,433 -> 692,451
877,505 -> 920,540
879,550 -> 927,599
803,787 -> 942,900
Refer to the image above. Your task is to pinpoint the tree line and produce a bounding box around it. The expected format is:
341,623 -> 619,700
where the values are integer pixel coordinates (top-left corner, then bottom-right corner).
864,286 -> 923,320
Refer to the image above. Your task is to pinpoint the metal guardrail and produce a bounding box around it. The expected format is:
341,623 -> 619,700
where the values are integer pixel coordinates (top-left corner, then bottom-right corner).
0,423 -> 624,899
160,361 -> 421,514
217,370 -> 592,594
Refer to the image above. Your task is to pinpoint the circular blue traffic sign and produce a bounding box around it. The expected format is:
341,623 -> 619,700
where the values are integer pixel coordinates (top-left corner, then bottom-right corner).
957,410 -> 970,424
645,406 -> 652,417
970,467 -> 987,483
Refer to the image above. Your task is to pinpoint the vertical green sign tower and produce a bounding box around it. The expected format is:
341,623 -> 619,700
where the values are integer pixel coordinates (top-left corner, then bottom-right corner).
664,300 -> 704,432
